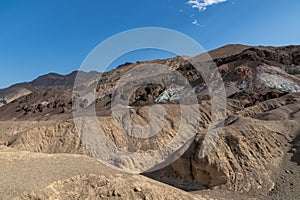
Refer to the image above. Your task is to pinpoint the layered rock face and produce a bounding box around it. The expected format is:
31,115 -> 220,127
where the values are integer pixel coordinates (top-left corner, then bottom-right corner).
148,93 -> 300,192
0,44 -> 300,199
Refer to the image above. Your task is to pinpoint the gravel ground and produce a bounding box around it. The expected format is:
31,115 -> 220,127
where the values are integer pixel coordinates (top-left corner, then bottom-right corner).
266,134 -> 300,200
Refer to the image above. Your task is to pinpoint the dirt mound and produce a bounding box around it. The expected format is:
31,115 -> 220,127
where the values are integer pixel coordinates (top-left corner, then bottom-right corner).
0,146 -> 197,200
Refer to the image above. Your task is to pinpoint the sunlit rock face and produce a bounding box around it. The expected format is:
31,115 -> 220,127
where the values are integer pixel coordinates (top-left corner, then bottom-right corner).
258,72 -> 300,92
155,85 -> 204,103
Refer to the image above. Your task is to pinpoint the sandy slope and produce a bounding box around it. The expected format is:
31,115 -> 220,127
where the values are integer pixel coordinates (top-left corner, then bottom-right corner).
0,146 -> 199,200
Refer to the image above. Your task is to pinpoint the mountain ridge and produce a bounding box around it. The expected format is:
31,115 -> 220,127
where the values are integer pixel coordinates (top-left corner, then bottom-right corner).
1,44 -> 300,199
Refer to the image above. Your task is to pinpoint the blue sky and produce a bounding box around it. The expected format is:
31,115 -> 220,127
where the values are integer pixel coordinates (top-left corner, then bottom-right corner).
0,0 -> 300,88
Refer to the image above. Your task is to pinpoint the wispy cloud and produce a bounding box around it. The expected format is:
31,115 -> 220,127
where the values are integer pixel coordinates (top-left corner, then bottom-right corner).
192,19 -> 199,26
187,0 -> 227,11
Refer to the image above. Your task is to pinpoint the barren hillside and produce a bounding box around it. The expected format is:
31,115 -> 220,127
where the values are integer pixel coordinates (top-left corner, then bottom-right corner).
1,44 -> 300,200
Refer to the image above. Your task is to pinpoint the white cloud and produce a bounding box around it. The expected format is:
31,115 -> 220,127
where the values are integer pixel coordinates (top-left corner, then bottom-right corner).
192,19 -> 199,26
187,0 -> 227,11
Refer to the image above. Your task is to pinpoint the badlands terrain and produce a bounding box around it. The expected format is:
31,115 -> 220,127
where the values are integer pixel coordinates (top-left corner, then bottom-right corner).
0,44 -> 300,199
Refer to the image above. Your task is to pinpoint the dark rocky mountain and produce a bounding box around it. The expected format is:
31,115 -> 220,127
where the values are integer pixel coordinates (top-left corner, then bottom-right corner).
1,44 -> 300,119
0,70 -> 100,107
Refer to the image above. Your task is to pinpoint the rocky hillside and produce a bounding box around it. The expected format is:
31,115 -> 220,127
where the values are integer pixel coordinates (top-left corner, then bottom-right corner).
0,44 -> 300,200
0,71 -> 100,107
2,44 -> 300,120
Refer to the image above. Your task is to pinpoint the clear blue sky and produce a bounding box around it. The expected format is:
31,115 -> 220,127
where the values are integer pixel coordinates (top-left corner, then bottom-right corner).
0,0 -> 300,88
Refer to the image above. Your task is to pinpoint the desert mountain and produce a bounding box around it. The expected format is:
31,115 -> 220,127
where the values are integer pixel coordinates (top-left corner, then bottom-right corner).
0,44 -> 300,199
1,44 -> 300,120
0,70 -> 100,107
